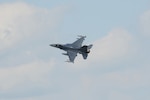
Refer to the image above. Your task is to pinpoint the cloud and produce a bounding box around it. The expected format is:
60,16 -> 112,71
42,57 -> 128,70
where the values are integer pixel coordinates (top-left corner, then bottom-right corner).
87,28 -> 133,65
140,10 -> 150,36
108,91 -> 133,100
0,61 -> 54,93
99,67 -> 150,88
76,63 -> 150,100
0,2 -> 68,51
0,1 -> 70,99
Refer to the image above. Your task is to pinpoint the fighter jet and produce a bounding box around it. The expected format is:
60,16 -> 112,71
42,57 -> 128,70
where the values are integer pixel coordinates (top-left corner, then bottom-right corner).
50,35 -> 93,63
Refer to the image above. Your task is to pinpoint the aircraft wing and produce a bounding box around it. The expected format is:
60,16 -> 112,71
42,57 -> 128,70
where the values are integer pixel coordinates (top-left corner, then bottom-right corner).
72,36 -> 86,48
67,50 -> 77,63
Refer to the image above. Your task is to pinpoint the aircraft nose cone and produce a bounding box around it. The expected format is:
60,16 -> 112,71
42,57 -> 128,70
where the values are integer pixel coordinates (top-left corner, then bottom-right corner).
50,44 -> 60,48
50,44 -> 56,47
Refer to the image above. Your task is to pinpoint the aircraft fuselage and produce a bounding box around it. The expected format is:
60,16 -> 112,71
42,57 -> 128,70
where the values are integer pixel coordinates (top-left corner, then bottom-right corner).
50,44 -> 82,53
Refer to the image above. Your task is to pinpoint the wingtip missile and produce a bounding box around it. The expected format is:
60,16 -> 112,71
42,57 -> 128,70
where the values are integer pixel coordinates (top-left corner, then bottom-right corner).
65,60 -> 74,63
62,53 -> 68,56
78,35 -> 86,38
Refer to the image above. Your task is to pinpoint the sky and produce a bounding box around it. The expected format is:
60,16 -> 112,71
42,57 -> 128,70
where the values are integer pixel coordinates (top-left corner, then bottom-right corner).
0,0 -> 150,100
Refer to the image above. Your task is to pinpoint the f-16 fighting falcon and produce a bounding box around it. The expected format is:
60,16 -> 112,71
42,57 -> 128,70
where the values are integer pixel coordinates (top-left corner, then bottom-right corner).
50,35 -> 93,63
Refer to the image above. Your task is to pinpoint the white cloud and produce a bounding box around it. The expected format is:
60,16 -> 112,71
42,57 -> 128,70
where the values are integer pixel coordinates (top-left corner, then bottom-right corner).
89,28 -> 133,63
0,2 -> 70,96
108,91 -> 133,100
0,2 -> 68,51
140,10 -> 150,36
99,68 -> 149,88
0,60 -> 54,93
83,63 -> 150,92
76,63 -> 150,100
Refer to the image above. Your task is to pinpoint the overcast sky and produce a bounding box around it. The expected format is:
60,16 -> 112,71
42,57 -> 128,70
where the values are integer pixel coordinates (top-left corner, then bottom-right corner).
0,0 -> 150,100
